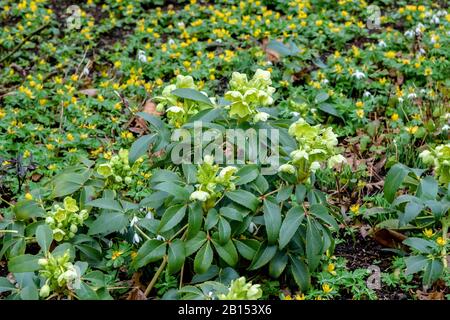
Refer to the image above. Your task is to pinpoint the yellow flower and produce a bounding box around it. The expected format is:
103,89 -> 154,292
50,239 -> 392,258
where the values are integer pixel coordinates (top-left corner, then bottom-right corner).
379,77 -> 387,85
114,61 -> 122,68
111,250 -> 123,260
391,113 -> 399,121
294,294 -> 305,300
283,295 -> 293,300
25,193 -> 33,200
424,67 -> 432,76
384,51 -> 396,59
436,237 -> 446,246
356,109 -> 364,118
423,229 -> 434,238
355,101 -> 364,108
315,20 -> 323,27
322,283 -> 332,294
327,263 -> 336,275
406,126 -> 418,134
350,204 -> 360,215
67,133 -> 74,141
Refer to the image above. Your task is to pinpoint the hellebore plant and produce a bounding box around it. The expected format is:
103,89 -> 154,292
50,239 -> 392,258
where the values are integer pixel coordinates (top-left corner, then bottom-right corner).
155,75 -> 212,127
97,149 -> 144,191
224,69 -> 275,123
279,118 -> 346,184
45,196 -> 88,242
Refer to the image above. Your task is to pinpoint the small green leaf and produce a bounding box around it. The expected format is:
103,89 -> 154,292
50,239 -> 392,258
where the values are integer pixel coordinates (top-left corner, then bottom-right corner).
194,241 -> 213,274
8,254 -> 41,273
217,216 -> 231,245
185,231 -> 207,256
279,206 -> 304,250
13,201 -> 45,221
0,277 -> 16,293
269,251 -> 288,278
86,198 -> 123,212
416,176 -> 438,200
171,88 -> 213,106
187,202 -> 203,239
423,259 -> 444,286
36,224 -> 53,253
403,237 -> 438,254
263,197 -> 282,245
225,190 -> 260,212
290,256 -> 311,291
158,205 -> 187,233
235,165 -> 259,186
154,182 -> 190,202
249,244 -> 277,270
129,134 -> 157,163
309,204 -> 338,230
404,255 -> 428,275
212,239 -> 238,267
315,92 -> 329,104
384,164 -> 409,203
88,211 -> 128,236
205,209 -> 219,230
133,240 -> 166,269
234,239 -> 259,260
168,239 -> 186,274
295,184 -> 307,204
305,217 -> 323,271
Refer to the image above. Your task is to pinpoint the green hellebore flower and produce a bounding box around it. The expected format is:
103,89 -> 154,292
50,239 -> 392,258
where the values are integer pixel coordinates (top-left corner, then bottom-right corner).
176,74 -> 196,89
229,72 -> 249,91
97,163 -> 113,177
54,207 -> 67,223
63,197 -> 79,213
39,284 -> 50,298
288,118 -> 320,141
53,228 -> 66,242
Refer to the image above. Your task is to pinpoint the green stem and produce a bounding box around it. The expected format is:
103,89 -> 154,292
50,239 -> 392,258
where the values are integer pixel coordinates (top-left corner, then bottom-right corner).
0,196 -> 14,207
0,230 -> 18,234
144,255 -> 167,297
133,225 -> 151,241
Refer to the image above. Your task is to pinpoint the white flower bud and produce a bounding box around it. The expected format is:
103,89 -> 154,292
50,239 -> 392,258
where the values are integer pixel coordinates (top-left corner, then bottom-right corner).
190,190 -> 210,202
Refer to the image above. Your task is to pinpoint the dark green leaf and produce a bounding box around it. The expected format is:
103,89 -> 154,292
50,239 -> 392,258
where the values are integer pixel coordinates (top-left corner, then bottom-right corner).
194,241 -> 213,274
269,251 -> 288,278
225,190 -> 260,212
158,205 -> 187,233
168,239 -> 186,274
290,256 -> 311,291
133,240 -> 166,269
171,88 -> 213,106
263,198 -> 282,244
187,202 -> 203,239
279,206 -> 304,250
384,164 -> 409,203
249,244 -> 277,270
129,134 -> 157,163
